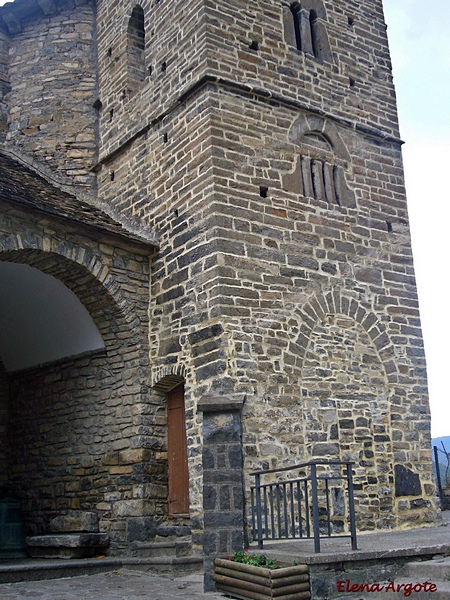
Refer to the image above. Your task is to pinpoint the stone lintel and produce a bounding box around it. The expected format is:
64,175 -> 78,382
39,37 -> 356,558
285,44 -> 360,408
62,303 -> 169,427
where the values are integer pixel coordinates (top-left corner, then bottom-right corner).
197,394 -> 245,413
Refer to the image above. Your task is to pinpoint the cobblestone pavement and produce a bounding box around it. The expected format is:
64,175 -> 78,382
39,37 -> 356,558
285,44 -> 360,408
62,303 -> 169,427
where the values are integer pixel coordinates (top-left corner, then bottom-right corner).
0,570 -> 226,600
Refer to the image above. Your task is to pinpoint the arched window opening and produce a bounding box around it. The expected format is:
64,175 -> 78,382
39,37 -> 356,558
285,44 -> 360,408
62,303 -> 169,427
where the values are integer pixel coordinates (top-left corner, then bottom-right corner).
283,119 -> 356,209
290,3 -> 302,52
285,1 -> 332,63
127,5 -> 146,92
298,133 -> 342,206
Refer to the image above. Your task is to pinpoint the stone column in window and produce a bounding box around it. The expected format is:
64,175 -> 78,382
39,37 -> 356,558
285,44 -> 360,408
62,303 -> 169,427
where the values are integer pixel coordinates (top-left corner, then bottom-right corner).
301,156 -> 314,198
299,8 -> 314,56
323,162 -> 338,205
311,159 -> 326,200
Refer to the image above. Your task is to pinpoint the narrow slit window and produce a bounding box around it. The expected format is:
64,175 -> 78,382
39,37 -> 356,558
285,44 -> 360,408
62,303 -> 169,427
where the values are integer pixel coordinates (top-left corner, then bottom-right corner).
127,5 -> 146,92
290,3 -> 302,52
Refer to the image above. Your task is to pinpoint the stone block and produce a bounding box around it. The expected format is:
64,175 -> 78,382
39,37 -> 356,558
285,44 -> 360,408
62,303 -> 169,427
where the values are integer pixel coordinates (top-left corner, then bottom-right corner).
26,533 -> 109,559
126,517 -> 158,542
112,499 -> 151,517
203,413 -> 241,443
395,465 -> 422,497
48,511 -> 99,533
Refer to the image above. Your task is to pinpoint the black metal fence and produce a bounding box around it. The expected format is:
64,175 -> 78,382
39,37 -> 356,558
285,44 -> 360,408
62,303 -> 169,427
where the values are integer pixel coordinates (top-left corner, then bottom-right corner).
433,445 -> 449,507
250,460 -> 357,553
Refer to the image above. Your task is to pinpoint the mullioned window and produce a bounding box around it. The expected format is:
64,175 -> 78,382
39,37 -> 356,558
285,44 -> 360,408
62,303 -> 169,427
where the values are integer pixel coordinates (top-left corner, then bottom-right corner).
283,116 -> 356,209
283,0 -> 332,63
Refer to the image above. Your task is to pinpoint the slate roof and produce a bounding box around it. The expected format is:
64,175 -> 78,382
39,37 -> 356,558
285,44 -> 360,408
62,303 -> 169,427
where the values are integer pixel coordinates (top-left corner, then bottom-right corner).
0,151 -> 158,247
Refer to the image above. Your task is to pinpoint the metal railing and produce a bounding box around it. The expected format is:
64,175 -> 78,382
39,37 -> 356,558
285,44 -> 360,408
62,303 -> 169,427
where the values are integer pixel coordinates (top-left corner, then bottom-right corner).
250,460 -> 357,553
433,445 -> 450,508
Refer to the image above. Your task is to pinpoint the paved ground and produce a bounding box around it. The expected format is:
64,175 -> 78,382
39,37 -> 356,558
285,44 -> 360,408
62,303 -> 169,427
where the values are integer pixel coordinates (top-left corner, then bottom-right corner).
0,570 -> 225,599
260,509 -> 450,564
0,512 -> 449,599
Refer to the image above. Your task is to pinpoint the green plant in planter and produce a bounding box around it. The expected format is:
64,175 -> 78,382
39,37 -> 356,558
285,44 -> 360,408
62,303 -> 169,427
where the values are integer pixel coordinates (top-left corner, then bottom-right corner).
228,550 -> 279,569
214,551 -> 311,599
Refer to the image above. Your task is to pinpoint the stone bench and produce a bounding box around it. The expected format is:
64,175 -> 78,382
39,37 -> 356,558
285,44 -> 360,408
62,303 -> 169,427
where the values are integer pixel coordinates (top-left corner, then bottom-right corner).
26,511 -> 109,559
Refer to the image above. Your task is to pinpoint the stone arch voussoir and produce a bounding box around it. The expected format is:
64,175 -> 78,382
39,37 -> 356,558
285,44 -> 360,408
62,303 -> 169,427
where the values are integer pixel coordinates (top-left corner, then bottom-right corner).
293,289 -> 396,381
289,113 -> 351,163
0,232 -> 138,337
152,364 -> 188,392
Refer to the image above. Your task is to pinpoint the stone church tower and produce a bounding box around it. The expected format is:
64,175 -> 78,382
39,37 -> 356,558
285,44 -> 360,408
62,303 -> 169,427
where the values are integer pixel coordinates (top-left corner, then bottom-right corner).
0,0 -> 437,570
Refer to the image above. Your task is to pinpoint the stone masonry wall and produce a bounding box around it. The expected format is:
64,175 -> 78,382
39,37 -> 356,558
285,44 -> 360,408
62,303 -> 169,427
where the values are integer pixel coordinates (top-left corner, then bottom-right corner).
4,0 -> 97,187
0,0 -> 434,558
96,0 -> 401,166
203,86 -> 435,530
202,0 -> 400,137
93,0 -> 436,535
96,86 -> 220,531
96,71 -> 436,532
0,201 -> 158,551
96,0 -> 208,162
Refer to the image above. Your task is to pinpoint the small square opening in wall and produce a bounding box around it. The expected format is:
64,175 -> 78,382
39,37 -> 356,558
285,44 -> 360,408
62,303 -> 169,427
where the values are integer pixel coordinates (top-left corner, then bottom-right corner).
163,132 -> 168,143
249,40 -> 259,51
259,186 -> 269,198
161,61 -> 167,73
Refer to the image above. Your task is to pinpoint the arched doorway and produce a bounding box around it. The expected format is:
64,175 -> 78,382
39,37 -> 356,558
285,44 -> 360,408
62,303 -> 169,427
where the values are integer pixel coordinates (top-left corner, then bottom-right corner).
302,314 -> 394,531
0,261 -> 105,372
0,247 -> 152,548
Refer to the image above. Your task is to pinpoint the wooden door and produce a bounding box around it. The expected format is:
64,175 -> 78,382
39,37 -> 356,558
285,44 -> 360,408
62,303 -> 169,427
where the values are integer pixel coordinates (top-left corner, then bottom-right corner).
167,385 -> 190,517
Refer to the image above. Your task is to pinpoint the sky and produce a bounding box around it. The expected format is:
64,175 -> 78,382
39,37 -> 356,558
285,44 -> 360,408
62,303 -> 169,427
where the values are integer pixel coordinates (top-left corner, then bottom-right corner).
0,0 -> 448,437
383,0 -> 450,438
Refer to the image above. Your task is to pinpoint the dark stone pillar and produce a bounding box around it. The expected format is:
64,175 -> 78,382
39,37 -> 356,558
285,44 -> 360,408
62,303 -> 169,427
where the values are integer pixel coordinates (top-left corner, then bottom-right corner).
198,395 -> 246,592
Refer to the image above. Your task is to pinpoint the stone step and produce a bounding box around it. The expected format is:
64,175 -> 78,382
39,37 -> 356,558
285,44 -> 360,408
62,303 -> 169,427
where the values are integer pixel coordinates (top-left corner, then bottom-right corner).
0,555 -> 203,583
124,555 -> 203,577
129,538 -> 193,559
404,556 -> 450,580
26,533 -> 110,559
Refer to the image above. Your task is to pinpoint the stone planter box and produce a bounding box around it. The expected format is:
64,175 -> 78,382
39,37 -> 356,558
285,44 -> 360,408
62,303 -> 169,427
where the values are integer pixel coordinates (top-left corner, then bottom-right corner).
213,557 -> 310,600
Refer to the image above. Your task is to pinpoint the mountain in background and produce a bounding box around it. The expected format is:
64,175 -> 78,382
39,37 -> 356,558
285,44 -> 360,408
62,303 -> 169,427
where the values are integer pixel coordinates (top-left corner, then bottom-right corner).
432,436 -> 450,450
